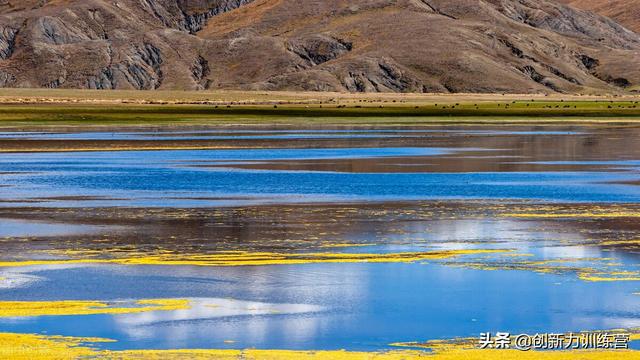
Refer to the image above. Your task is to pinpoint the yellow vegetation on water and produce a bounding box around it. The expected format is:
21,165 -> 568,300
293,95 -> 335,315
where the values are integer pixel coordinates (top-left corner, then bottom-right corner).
393,334 -> 640,359
5,248 -> 640,282
107,349 -> 434,360
0,333 -> 111,360
419,349 -> 640,359
578,271 -> 640,282
0,146 -> 238,153
600,240 -> 640,247
501,212 -> 640,219
0,249 -> 507,268
1,332 -> 639,360
0,299 -> 190,317
0,332 -> 432,360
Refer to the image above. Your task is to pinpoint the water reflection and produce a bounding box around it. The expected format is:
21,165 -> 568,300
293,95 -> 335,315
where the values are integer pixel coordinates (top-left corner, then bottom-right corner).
0,218 -> 103,237
0,149 -> 639,207
0,260 -> 639,351
2,126 -> 640,206
1,126 -> 640,352
0,213 -> 638,350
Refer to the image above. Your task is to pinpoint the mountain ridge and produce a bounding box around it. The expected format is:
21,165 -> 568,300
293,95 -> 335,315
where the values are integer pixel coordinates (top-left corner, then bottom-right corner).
0,0 -> 638,93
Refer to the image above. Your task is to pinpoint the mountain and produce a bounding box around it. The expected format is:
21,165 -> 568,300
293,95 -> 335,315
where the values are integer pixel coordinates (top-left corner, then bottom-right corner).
0,0 -> 639,93
559,0 -> 640,33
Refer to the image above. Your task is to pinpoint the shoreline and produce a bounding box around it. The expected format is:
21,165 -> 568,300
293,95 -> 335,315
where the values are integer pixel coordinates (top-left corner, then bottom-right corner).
0,89 -> 638,129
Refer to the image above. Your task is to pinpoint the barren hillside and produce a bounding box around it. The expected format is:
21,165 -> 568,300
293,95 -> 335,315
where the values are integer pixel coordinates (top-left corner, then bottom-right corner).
0,0 -> 638,93
560,0 -> 640,33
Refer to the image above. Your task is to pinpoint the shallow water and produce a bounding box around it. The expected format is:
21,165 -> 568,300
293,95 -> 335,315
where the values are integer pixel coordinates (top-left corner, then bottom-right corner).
2,141 -> 640,206
2,125 -> 640,353
0,218 -> 103,238
2,261 -> 639,351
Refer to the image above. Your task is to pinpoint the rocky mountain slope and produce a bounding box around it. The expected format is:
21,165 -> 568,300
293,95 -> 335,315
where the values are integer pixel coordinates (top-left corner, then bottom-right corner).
559,0 -> 640,33
0,0 -> 638,93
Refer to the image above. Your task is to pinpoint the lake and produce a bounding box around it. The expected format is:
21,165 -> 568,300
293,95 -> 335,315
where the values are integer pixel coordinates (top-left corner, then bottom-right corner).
1,125 -> 640,354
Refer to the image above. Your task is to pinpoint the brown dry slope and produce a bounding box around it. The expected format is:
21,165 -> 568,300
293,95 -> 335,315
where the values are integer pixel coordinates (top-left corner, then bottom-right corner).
0,0 -> 639,93
560,0 -> 640,33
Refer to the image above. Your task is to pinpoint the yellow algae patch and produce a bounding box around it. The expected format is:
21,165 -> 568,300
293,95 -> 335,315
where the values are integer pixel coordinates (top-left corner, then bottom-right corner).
106,349 -> 244,360
445,255 -> 640,283
600,240 -> 640,247
0,298 -> 190,317
135,299 -> 190,309
0,146 -> 239,153
446,259 -> 592,275
1,332 -> 639,360
108,349 -> 433,359
579,271 -> 640,282
0,332 -> 433,360
501,212 -> 640,219
0,249 -> 508,268
391,338 -> 476,351
0,332 -> 111,360
392,334 -> 640,359
422,348 -> 640,359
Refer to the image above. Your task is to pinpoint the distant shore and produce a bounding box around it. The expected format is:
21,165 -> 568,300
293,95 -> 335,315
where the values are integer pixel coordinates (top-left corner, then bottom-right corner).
0,89 -> 639,129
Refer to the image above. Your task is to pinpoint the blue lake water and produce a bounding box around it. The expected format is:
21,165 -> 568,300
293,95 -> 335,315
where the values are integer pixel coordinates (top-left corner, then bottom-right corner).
1,146 -> 640,207
1,126 -> 640,352
1,261 -> 639,351
0,129 -> 585,141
